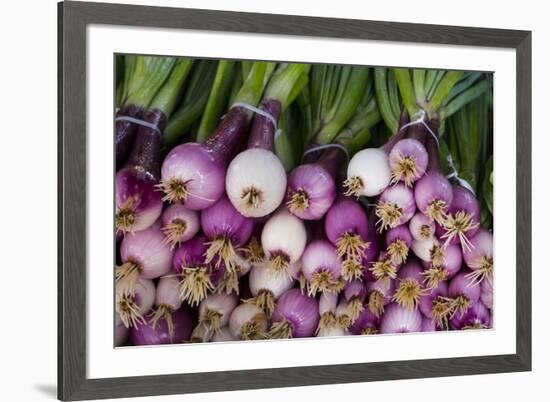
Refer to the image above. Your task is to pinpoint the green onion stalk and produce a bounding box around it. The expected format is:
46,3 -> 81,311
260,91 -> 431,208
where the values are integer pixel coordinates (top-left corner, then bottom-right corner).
115,56 -> 177,167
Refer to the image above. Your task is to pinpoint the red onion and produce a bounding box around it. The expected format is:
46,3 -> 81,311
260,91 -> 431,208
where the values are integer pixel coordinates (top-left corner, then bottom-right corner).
366,278 -> 395,317
244,263 -> 294,316
385,224 -> 412,265
212,326 -> 237,342
197,292 -> 239,338
286,148 -> 344,220
160,204 -> 200,249
301,239 -> 343,296
116,277 -> 155,329
463,229 -> 493,285
409,212 -> 436,241
380,303 -> 422,334
316,293 -> 339,336
116,224 -> 173,296
392,260 -> 428,310
172,235 -> 213,306
450,302 -> 491,330
325,198 -> 370,281
448,271 -> 481,318
440,186 -> 480,251
375,183 -> 416,231
343,280 -> 367,321
115,169 -> 163,234
418,281 -> 451,328
389,138 -> 428,187
201,195 -> 254,285
229,303 -> 268,340
270,289 -> 320,339
421,242 -> 462,289
261,208 -> 307,276
159,105 -> 249,210
149,275 -> 182,336
130,306 -> 193,345
414,171 -> 453,225
349,306 -> 380,335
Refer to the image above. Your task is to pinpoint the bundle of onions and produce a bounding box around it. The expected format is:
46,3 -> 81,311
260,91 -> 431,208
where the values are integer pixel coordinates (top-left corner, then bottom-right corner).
324,198 -> 370,281
440,186 -> 480,251
261,208 -> 307,276
380,303 -> 422,334
148,275 -> 182,336
392,260 -> 428,310
229,303 -> 268,340
201,195 -> 254,286
115,224 -> 173,296
172,235 -> 213,307
160,204 -> 200,249
447,271 -> 481,318
159,62 -> 274,210
463,229 -> 493,285
195,293 -> 238,341
301,239 -> 344,296
226,64 -> 308,217
116,278 -> 155,329
375,183 -> 416,232
115,59 -> 193,234
450,302 -> 491,330
270,289 -> 320,339
349,307 -> 381,335
130,307 -> 193,345
385,225 -> 412,265
366,278 -> 395,317
244,263 -> 294,316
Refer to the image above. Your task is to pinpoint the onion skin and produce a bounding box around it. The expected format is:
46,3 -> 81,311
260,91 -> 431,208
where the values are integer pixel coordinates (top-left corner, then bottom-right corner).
385,225 -> 412,265
229,303 -> 268,340
448,271 -> 481,318
421,317 -> 437,332
116,278 -> 156,329
172,235 -> 209,274
380,303 -> 422,333
130,307 -> 193,345
450,302 -> 491,330
199,293 -> 239,330
462,229 -> 493,285
349,307 -> 380,335
201,196 -> 254,248
480,277 -> 493,310
115,314 -> 130,346
271,289 -> 320,338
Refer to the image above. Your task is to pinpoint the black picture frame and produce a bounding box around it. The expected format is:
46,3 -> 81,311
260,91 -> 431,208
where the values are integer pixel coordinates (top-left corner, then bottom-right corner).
58,1 -> 532,400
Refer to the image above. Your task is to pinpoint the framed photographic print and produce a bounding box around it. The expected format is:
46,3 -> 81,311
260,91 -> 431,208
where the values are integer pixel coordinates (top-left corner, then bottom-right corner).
58,1 -> 531,400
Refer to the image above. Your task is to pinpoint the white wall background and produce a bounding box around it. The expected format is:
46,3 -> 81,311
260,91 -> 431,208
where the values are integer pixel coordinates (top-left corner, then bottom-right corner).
0,0 -> 545,401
